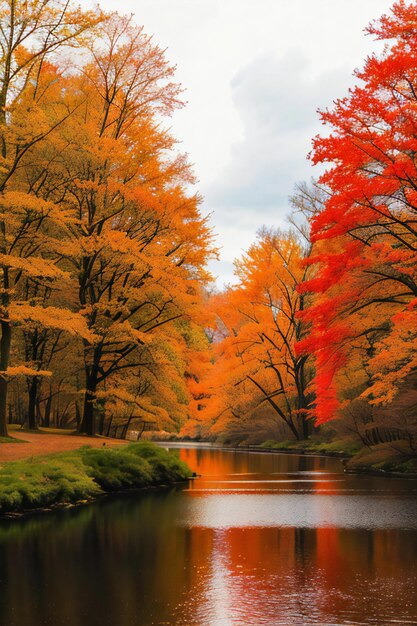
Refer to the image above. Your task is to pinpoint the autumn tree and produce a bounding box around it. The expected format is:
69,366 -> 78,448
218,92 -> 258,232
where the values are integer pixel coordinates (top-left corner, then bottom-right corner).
0,6 -> 214,438
96,320 -> 211,439
0,1 -> 103,436
25,15 -> 215,435
298,0 -> 417,429
179,317 -> 214,440
206,229 -> 313,442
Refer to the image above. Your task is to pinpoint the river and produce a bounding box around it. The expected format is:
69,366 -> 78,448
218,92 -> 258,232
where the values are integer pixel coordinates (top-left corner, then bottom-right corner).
0,445 -> 416,625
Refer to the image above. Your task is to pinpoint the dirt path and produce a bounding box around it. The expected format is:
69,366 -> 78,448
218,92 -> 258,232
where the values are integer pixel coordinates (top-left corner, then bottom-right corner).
0,430 -> 128,462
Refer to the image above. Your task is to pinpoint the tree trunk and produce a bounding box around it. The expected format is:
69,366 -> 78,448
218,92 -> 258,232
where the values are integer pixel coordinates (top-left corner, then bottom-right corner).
136,421 -> 146,441
27,377 -> 39,430
81,391 -> 95,435
17,383 -> 23,426
97,398 -> 105,435
80,369 -> 98,436
79,343 -> 101,436
36,398 -> 42,425
75,402 -> 81,428
291,420 -> 303,441
0,321 -> 12,436
44,393 -> 52,428
295,357 -> 313,440
105,415 -> 113,437
299,414 -> 311,440
122,413 -> 135,439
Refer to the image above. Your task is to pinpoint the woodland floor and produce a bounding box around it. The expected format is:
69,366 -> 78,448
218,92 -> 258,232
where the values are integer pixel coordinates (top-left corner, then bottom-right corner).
0,428 -> 127,462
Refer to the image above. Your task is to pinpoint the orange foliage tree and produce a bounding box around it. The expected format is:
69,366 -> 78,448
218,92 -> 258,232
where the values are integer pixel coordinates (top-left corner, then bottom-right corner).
205,229 -> 313,441
0,7 -> 215,437
0,1 -> 102,436
55,16 -> 214,435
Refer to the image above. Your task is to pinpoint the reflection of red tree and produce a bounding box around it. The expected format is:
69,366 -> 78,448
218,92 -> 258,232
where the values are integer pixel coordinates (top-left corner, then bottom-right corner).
227,527 -> 296,576
202,525 -> 417,624
315,526 -> 344,620
316,527 -> 341,575
177,448 -> 417,623
206,528 -> 321,624
310,468 -> 343,597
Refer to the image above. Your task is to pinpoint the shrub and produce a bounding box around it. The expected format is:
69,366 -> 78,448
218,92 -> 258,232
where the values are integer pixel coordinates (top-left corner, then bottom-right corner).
80,447 -> 153,491
0,442 -> 192,515
0,455 -> 101,514
125,442 -> 193,482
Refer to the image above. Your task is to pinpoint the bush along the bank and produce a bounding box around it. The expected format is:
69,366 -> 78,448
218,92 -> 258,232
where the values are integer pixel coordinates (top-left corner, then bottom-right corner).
259,436 -> 363,457
0,443 -> 193,515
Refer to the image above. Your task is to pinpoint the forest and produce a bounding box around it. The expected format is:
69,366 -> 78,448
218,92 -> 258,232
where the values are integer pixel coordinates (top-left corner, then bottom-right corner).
0,0 -> 416,474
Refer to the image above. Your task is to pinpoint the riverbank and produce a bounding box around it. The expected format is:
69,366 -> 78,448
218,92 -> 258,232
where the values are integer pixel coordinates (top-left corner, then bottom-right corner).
0,442 -> 192,518
258,438 -> 417,475
159,437 -> 417,477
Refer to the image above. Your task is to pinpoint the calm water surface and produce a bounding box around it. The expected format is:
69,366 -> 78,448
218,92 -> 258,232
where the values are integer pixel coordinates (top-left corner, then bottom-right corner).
0,445 -> 416,626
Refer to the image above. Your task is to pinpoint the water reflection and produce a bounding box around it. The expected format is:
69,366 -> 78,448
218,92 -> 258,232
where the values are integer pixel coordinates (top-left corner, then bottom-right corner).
0,446 -> 416,625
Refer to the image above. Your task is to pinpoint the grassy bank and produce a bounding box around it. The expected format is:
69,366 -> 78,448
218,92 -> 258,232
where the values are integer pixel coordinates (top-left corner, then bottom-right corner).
259,437 -> 417,475
0,442 -> 192,516
259,436 -> 362,457
343,441 -> 417,475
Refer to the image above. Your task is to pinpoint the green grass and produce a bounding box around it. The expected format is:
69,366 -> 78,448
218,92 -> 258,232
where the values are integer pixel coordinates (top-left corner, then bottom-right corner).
260,436 -> 417,474
0,442 -> 193,515
0,436 -> 25,444
371,458 -> 417,474
260,437 -> 363,456
260,439 -> 294,450
308,439 -> 363,455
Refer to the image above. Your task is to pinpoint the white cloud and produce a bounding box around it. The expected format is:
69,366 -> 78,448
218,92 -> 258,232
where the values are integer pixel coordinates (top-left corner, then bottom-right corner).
202,52 -> 354,277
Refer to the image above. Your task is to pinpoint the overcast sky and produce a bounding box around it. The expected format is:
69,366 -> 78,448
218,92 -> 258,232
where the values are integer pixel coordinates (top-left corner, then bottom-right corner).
84,0 -> 394,285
